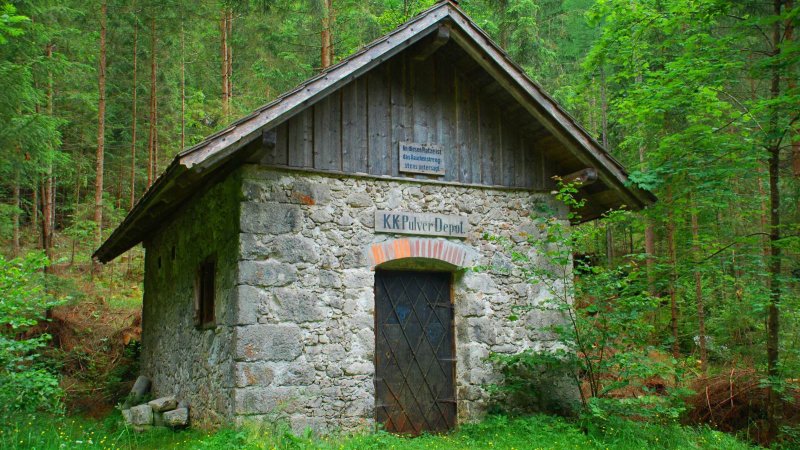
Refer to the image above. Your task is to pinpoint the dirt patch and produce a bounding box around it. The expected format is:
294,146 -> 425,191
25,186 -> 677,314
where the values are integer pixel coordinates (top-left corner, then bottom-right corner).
43,302 -> 142,415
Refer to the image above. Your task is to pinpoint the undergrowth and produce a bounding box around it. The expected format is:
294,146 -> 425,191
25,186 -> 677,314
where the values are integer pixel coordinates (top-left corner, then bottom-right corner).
0,412 -> 759,450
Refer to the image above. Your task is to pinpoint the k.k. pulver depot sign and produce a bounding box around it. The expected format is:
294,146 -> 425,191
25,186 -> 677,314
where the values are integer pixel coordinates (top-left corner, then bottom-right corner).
375,210 -> 468,238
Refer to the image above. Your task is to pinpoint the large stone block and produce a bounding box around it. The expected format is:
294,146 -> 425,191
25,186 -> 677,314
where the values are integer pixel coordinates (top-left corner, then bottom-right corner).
235,324 -> 303,362
129,404 -> 153,426
234,387 -> 296,415
342,269 -> 372,288
148,396 -> 177,412
241,202 -> 302,234
239,233 -> 272,260
289,180 -> 331,205
272,288 -> 324,323
461,272 -> 499,294
238,260 -> 297,287
345,192 -> 373,208
235,285 -> 270,325
242,179 -> 281,202
466,317 -> 497,345
275,361 -> 316,386
456,292 -> 489,318
272,236 -> 320,263
235,362 -> 275,387
163,408 -> 189,428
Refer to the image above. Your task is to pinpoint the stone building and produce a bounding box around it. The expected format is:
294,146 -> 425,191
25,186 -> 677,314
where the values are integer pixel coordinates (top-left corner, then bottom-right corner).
95,0 -> 653,434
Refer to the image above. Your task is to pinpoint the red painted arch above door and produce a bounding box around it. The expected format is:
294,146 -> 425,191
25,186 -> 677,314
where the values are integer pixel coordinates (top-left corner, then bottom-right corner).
367,238 -> 474,270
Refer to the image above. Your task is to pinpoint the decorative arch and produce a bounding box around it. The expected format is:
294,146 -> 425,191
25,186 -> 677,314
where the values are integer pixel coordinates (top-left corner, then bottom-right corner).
367,238 -> 474,270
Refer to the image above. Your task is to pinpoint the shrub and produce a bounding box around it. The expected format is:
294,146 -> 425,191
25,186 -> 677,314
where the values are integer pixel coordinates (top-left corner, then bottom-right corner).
0,251 -> 65,415
487,181 -> 689,422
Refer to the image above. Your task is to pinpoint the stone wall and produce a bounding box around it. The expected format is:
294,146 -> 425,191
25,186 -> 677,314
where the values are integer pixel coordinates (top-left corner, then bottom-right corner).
233,165 -> 567,433
141,172 -> 242,427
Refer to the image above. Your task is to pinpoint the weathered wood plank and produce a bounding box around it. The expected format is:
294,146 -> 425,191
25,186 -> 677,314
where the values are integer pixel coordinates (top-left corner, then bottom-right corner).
390,56 -> 412,172
490,104 -> 503,184
512,132 -> 526,188
436,56 -> 458,182
479,100 -> 496,185
367,63 -> 392,175
288,108 -> 313,167
523,141 -> 538,189
501,116 -> 515,186
342,78 -> 368,173
276,122 -> 289,165
455,74 -> 471,183
313,92 -> 342,171
468,82 -> 481,183
411,58 -> 438,179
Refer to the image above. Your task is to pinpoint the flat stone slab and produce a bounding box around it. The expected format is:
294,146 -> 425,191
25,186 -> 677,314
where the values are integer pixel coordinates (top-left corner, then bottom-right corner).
148,396 -> 177,412
129,404 -> 153,426
163,407 -> 189,428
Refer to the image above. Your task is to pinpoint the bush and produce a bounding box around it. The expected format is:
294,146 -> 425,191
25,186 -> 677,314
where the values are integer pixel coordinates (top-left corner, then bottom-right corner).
486,181 -> 689,422
0,251 -> 65,415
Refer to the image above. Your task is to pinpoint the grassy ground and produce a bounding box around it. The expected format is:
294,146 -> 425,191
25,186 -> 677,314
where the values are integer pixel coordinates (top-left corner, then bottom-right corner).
0,412 -> 758,450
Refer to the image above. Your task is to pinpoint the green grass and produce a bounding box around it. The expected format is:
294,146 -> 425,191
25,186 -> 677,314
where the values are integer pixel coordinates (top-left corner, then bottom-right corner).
0,412 -> 759,450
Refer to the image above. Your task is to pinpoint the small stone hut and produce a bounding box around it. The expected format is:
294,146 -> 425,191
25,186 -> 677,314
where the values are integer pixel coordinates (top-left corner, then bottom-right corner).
95,0 -> 653,434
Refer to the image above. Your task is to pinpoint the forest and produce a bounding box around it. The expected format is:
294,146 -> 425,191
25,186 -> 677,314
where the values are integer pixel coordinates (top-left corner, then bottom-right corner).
0,0 -> 798,448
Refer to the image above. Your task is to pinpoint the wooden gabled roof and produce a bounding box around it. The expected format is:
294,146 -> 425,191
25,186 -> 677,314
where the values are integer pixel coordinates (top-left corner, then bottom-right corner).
94,0 -> 654,263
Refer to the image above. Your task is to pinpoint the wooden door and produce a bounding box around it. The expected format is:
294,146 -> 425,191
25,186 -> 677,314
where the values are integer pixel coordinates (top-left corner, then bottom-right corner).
374,270 -> 455,434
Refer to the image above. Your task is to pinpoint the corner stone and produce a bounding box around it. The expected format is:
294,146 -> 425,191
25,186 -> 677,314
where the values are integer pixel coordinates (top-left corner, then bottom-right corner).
238,260 -> 297,287
236,324 -> 303,362
241,202 -> 302,234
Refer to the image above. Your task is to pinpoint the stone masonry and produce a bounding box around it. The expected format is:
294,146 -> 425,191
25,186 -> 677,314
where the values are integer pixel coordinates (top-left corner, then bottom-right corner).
142,164 -> 567,432
141,173 -> 241,428
232,165 -> 566,433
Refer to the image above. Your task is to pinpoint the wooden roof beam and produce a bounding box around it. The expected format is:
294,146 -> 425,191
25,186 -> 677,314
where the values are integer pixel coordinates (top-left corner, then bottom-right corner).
413,25 -> 450,61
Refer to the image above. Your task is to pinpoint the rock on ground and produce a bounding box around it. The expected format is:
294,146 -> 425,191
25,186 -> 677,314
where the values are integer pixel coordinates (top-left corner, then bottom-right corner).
163,407 -> 189,428
148,396 -> 177,412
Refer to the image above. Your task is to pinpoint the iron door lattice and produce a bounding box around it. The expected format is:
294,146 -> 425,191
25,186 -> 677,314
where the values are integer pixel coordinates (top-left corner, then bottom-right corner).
375,270 -> 455,434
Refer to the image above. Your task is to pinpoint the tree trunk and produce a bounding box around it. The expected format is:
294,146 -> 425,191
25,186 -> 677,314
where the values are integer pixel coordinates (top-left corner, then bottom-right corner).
220,10 -> 229,119
320,0 -> 333,69
666,186 -> 679,358
766,0 -> 784,440
690,195 -> 707,372
70,148 -> 82,267
147,15 -> 157,188
180,22 -> 185,150
227,9 -> 233,105
42,43 -> 55,261
40,182 -> 52,262
130,0 -> 138,210
94,0 -> 108,249
32,185 -> 39,246
12,169 -> 20,256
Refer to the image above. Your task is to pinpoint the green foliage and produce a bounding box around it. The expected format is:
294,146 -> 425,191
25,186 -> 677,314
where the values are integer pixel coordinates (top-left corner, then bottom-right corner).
0,2 -> 28,45
0,252 -> 65,414
488,182 -> 688,422
0,412 -> 758,449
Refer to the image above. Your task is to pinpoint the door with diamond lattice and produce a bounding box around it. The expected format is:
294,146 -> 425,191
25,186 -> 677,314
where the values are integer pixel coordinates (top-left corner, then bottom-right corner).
374,270 -> 455,434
